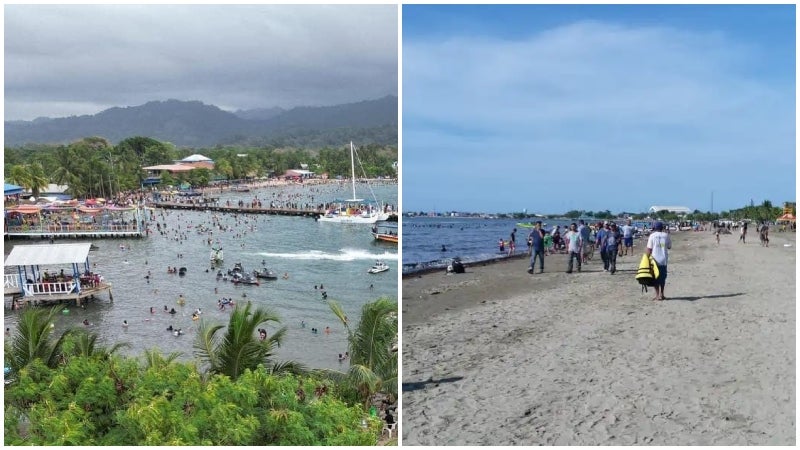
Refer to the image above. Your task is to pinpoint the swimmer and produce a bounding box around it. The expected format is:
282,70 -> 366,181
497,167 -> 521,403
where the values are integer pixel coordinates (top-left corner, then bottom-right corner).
122,320 -> 129,328
166,325 -> 173,331
5,327 -> 10,336
164,305 -> 168,312
301,320 -> 306,328
169,308 -> 177,315
325,326 -> 331,335
282,272 -> 289,280
83,319 -> 90,326
338,353 -> 345,362
441,244 -> 447,252
150,306 -> 155,314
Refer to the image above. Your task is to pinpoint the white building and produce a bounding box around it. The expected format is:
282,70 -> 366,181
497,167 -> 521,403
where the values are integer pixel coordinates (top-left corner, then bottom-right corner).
648,205 -> 693,215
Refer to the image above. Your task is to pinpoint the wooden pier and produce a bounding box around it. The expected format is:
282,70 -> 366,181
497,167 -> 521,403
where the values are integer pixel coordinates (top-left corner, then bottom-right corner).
152,202 -> 324,217
152,202 -> 399,221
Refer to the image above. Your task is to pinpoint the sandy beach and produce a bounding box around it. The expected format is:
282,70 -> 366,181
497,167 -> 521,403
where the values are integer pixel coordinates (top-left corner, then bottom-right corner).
401,229 -> 795,445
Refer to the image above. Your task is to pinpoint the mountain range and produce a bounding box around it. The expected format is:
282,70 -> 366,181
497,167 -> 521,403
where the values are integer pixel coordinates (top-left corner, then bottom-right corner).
5,96 -> 398,148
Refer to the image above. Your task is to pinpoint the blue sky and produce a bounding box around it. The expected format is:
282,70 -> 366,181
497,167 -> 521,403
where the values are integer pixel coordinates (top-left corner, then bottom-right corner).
402,4 -> 796,214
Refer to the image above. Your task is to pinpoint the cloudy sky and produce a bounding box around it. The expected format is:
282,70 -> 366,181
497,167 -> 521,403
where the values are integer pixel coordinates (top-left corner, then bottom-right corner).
403,4 -> 795,214
5,4 -> 398,120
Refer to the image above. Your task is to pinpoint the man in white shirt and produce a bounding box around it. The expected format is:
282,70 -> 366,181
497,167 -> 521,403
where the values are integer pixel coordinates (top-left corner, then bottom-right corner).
646,221 -> 672,301
621,219 -> 635,256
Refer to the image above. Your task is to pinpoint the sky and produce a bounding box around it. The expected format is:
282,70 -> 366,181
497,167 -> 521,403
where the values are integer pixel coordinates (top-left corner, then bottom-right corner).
4,4 -> 398,120
402,4 -> 796,214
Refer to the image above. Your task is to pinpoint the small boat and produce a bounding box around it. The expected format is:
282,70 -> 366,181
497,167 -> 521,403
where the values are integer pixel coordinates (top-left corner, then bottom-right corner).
232,272 -> 260,285
371,222 -> 398,244
227,263 -> 245,277
253,268 -> 278,280
210,246 -> 224,264
368,261 -> 390,274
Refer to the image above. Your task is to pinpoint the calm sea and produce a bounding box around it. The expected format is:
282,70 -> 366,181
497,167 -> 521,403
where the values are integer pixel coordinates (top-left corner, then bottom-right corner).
402,216 -> 577,274
4,182 -> 397,371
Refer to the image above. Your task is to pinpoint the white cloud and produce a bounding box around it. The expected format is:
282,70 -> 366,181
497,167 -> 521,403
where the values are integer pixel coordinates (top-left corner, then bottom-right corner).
403,21 -> 794,212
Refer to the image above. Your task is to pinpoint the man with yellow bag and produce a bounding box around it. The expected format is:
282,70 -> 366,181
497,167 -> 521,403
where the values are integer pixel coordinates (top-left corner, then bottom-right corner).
646,221 -> 672,301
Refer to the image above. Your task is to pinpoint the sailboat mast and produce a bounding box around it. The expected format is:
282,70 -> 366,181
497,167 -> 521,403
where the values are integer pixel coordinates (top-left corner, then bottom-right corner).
350,141 -> 357,200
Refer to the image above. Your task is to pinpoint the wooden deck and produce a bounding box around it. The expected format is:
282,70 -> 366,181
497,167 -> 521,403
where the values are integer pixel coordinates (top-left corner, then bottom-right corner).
6,282 -> 113,307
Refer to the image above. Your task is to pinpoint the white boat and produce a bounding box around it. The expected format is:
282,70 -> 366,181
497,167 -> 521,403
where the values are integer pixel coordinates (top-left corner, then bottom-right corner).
318,142 -> 390,224
210,246 -> 223,264
368,260 -> 390,274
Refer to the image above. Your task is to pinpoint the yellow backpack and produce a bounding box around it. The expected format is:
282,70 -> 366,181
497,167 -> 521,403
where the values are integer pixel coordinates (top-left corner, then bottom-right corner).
635,253 -> 660,292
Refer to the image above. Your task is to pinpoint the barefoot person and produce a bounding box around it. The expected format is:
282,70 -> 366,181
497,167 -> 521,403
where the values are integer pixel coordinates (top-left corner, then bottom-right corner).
646,221 -> 672,301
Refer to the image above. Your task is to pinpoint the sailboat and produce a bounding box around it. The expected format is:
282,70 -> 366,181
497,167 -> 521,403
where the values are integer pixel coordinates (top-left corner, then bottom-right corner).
318,142 -> 390,224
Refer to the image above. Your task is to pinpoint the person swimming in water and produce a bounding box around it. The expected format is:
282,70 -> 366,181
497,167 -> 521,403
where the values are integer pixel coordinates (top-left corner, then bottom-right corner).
122,320 -> 129,328
169,308 -> 177,315
441,244 -> 447,252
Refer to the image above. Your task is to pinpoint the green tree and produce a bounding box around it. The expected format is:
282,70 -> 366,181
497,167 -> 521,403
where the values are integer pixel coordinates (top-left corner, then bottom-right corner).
193,301 -> 303,379
328,297 -> 397,407
5,307 -> 72,372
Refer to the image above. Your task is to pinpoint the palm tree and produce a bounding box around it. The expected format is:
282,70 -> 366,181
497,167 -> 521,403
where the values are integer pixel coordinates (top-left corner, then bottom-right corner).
141,348 -> 183,370
193,301 -> 303,379
329,297 -> 398,407
5,307 -> 72,372
67,328 -> 130,361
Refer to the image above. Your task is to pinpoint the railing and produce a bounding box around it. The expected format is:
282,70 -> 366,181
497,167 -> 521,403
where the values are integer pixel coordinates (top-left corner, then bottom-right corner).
5,223 -> 142,234
4,274 -> 20,289
23,281 -> 78,296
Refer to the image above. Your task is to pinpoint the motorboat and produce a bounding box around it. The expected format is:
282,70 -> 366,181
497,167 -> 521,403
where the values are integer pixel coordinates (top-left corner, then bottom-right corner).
232,272 -> 260,286
368,260 -> 390,274
227,263 -> 245,277
253,267 -> 278,280
371,222 -> 398,244
210,246 -> 224,264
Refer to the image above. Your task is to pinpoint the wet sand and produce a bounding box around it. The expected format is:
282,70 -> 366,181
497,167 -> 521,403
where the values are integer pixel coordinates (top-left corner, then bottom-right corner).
402,230 -> 795,445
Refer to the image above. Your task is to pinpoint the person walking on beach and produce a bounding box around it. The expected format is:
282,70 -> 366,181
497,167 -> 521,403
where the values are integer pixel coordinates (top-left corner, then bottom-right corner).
578,220 -> 591,263
527,221 -> 546,274
606,223 -> 620,274
760,222 -> 769,247
646,221 -> 672,301
596,222 -> 610,271
565,223 -> 583,273
621,219 -> 635,256
739,221 -> 747,243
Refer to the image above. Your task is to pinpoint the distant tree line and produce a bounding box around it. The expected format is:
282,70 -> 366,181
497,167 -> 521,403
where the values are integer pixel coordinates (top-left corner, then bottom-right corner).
5,136 -> 397,198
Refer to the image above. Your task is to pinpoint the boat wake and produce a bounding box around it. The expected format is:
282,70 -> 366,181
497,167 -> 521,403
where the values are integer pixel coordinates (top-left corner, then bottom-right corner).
256,248 -> 398,261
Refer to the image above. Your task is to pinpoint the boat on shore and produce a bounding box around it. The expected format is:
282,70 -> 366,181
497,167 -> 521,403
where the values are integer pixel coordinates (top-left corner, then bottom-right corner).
318,142 -> 390,224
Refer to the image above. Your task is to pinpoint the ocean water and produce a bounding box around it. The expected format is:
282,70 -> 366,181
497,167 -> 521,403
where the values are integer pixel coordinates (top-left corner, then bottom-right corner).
4,182 -> 397,371
402,216 -> 577,274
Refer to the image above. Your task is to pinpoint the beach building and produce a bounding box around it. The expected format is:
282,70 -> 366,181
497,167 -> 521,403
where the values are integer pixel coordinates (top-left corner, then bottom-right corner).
4,242 -> 113,307
648,205 -> 692,215
142,154 -> 215,185
283,169 -> 315,180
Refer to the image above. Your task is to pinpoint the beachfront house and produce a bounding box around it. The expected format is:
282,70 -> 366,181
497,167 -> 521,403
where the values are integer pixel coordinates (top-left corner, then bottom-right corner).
142,154 -> 215,186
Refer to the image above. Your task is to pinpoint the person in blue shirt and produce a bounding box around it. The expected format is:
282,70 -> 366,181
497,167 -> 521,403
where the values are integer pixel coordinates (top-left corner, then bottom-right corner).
527,221 -> 546,274
578,220 -> 592,263
596,222 -> 609,272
